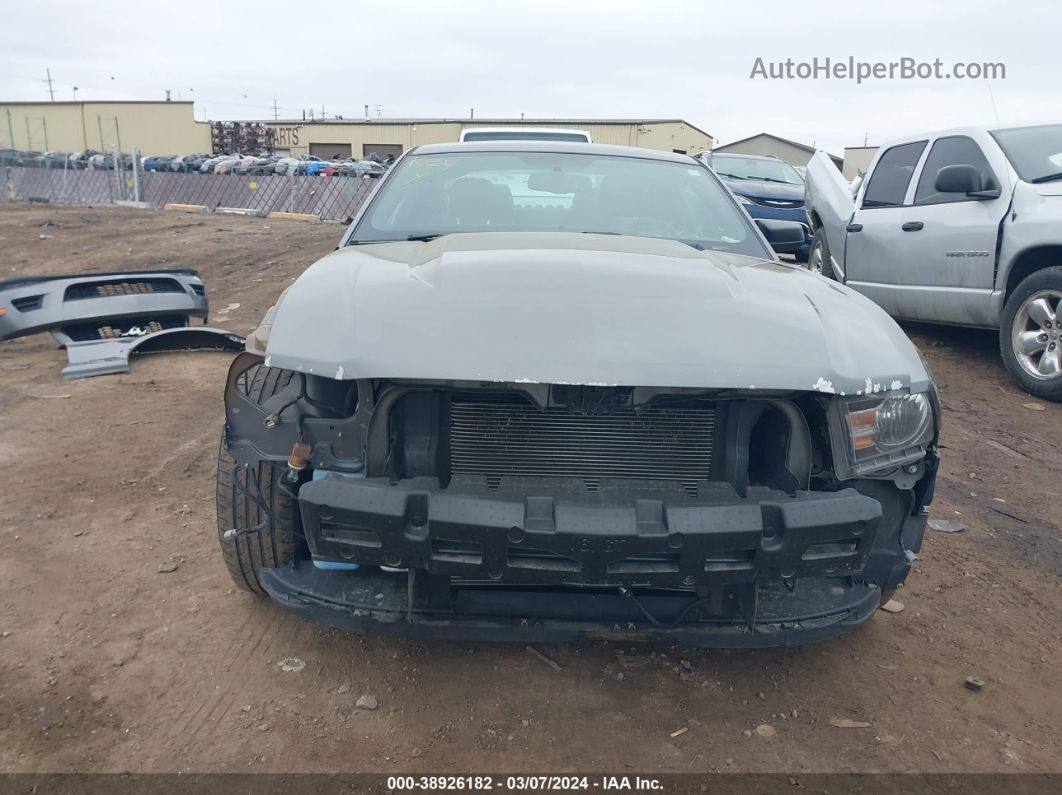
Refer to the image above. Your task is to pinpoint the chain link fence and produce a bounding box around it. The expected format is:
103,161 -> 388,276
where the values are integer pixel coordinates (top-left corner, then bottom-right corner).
2,153 -> 378,222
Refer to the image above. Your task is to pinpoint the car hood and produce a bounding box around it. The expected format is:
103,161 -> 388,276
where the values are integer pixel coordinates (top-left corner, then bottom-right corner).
722,178 -> 805,202
1029,180 -> 1062,197
263,232 -> 930,394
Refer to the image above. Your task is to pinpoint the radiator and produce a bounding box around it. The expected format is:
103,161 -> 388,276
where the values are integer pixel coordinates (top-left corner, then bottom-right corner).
449,399 -> 715,484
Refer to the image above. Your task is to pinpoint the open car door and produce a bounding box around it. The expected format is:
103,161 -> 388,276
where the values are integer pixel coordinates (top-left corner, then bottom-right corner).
804,151 -> 855,280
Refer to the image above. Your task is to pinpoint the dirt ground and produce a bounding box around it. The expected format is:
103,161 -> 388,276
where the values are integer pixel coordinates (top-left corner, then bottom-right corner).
0,205 -> 1059,775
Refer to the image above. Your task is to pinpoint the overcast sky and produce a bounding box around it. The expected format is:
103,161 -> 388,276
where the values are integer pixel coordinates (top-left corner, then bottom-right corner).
1,0 -> 1056,155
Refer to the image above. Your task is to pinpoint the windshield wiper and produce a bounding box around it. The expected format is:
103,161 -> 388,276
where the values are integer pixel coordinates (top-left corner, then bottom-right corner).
1030,172 -> 1062,184
715,172 -> 748,180
582,231 -> 709,251
347,234 -> 452,245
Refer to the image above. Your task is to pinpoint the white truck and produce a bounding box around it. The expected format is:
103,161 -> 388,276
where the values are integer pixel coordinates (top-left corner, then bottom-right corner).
805,123 -> 1062,401
459,127 -> 592,143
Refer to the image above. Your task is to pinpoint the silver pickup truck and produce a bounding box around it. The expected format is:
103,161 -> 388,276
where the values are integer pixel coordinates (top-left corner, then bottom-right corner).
805,123 -> 1062,401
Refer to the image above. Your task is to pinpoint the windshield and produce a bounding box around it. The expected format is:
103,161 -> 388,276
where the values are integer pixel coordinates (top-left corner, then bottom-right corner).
348,151 -> 769,257
708,154 -> 804,185
991,124 -> 1062,182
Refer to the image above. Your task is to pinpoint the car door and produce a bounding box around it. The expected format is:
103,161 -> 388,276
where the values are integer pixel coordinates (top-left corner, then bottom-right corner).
844,140 -> 928,316
889,135 -> 1009,326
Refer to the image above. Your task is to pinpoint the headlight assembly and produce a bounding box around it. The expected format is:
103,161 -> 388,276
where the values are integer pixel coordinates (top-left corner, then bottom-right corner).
828,391 -> 935,479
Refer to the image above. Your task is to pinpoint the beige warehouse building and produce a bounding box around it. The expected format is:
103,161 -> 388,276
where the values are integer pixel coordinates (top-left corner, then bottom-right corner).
1,101 -> 211,154
1,100 -> 712,157
842,145 -> 879,180
264,118 -> 713,159
712,132 -> 842,169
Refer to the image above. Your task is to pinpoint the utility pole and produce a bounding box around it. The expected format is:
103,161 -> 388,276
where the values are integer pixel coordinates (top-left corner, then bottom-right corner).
272,99 -> 279,120
470,107 -> 474,119
45,68 -> 55,101
321,104 -> 326,120
73,86 -> 78,101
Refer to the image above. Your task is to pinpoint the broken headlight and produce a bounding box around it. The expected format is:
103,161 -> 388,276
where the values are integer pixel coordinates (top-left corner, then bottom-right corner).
828,391 -> 935,479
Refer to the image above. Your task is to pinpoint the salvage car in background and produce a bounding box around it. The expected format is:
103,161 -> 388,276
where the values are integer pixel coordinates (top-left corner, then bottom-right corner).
805,122 -> 1062,401
217,141 -> 939,647
699,152 -> 812,261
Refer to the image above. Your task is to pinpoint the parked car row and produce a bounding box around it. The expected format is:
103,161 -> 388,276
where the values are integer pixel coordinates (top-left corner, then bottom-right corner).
0,149 -> 389,178
0,149 -> 138,170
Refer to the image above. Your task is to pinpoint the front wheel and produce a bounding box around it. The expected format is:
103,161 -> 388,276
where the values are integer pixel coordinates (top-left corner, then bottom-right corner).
215,364 -> 300,594
1000,266 -> 1062,402
807,228 -> 836,280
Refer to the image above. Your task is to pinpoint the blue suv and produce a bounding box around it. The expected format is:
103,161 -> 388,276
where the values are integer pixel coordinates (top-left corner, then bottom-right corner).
698,152 -> 811,261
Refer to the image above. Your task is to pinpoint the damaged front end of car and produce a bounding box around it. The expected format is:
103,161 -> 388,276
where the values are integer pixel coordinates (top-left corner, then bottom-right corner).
221,350 -> 938,648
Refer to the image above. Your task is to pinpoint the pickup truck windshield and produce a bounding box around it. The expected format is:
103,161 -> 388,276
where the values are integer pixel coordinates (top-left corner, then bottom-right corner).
991,124 -> 1062,183
709,154 -> 804,185
349,151 -> 770,257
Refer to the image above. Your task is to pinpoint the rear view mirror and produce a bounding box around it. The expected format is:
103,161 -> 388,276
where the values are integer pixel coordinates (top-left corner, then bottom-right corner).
755,219 -> 807,254
527,172 -> 592,194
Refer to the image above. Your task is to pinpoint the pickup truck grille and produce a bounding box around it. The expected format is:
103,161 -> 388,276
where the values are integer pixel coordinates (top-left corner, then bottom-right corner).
748,197 -> 804,209
449,400 -> 715,487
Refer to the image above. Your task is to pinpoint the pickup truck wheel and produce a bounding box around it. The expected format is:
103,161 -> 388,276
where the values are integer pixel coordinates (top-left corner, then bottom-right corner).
808,229 -> 836,280
215,364 -> 299,595
1001,267 -> 1062,402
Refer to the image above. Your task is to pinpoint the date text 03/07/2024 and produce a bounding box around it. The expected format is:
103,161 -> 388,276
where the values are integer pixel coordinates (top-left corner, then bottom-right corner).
385,775 -> 664,790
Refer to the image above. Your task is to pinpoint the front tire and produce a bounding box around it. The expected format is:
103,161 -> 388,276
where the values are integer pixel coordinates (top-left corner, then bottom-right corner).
215,364 -> 300,594
1000,267 -> 1062,402
807,228 -> 836,280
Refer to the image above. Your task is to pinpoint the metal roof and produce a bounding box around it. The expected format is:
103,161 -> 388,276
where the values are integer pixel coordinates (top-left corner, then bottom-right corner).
254,117 -> 714,138
716,132 -> 842,163
0,100 -> 195,106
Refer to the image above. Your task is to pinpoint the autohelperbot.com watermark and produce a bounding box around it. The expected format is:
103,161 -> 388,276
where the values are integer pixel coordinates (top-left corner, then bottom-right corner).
750,56 -> 1006,83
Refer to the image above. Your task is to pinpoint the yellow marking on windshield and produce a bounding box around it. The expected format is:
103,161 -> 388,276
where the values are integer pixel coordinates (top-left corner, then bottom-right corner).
400,157 -> 458,185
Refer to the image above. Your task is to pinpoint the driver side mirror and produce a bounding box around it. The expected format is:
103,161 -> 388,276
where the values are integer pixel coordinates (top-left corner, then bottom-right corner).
755,219 -> 807,254
935,164 -> 1001,199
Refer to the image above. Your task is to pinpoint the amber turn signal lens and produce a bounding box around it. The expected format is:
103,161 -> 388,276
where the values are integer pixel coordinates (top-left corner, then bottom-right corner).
847,408 -> 878,449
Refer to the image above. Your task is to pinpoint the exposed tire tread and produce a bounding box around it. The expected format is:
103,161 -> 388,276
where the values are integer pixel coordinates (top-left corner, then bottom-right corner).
216,364 -> 298,595
809,228 -> 837,281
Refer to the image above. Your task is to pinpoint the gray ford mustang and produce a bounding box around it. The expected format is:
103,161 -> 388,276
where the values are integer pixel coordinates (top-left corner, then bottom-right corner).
217,141 -> 939,647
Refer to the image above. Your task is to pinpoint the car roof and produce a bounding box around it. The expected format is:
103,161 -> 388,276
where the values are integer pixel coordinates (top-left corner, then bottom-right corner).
877,121 -> 1062,150
709,152 -> 783,162
409,140 -> 698,164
